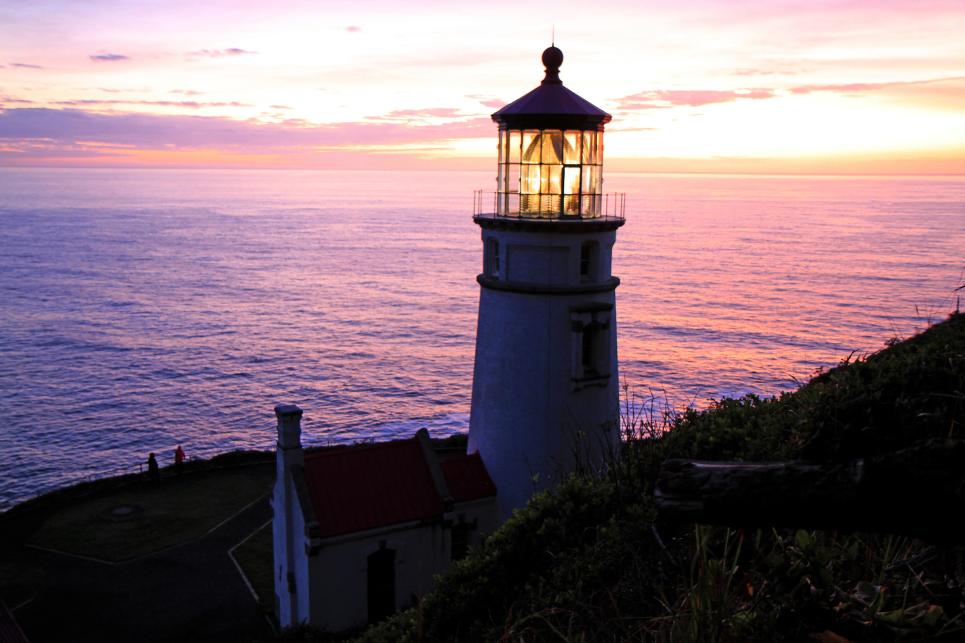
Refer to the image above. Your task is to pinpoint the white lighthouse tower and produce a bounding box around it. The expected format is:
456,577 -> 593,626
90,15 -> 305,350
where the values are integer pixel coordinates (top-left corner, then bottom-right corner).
468,46 -> 625,520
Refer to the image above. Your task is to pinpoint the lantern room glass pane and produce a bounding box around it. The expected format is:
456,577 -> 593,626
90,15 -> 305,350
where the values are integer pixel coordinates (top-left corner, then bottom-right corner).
541,130 -> 563,165
508,131 -> 521,163
508,164 -> 520,194
582,165 -> 601,195
582,194 -> 599,216
508,192 -> 520,215
522,130 -> 540,164
563,131 -> 581,164
563,195 -> 580,216
582,131 -> 597,164
540,194 -> 560,216
540,164 -> 561,195
563,166 -> 580,195
521,165 -> 541,194
520,194 -> 539,214
498,130 -> 505,165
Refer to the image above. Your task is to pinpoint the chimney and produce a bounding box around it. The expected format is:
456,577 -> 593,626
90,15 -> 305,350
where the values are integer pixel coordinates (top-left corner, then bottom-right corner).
275,403 -> 303,452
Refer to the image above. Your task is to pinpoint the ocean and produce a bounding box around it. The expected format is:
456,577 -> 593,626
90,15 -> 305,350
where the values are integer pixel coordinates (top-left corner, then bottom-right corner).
0,168 -> 962,509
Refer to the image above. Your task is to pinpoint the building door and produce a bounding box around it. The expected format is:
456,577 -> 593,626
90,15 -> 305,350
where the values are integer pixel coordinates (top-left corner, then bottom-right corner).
367,548 -> 396,623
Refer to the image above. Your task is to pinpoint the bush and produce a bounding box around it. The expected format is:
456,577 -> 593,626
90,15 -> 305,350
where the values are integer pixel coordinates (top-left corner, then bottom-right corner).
354,313 -> 965,642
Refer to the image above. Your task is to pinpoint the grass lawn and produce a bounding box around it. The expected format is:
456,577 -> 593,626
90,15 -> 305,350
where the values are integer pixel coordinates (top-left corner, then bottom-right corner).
233,521 -> 274,615
28,464 -> 273,562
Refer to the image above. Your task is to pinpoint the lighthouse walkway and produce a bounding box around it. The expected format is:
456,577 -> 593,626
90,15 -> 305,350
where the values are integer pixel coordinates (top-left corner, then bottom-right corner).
0,459 -> 275,643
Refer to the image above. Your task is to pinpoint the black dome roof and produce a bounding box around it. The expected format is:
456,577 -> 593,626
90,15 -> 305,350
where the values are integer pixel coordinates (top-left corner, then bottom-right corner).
491,47 -> 611,130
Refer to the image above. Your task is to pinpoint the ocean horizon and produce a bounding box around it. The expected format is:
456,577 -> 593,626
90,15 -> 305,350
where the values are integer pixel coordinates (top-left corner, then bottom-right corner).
1,167 -> 963,509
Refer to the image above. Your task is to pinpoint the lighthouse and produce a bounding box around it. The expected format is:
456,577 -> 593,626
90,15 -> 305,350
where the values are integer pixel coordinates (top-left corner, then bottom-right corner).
468,46 -> 625,519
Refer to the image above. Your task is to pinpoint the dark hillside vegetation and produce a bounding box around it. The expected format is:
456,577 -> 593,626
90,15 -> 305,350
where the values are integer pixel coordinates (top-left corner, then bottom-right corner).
343,313 -> 965,642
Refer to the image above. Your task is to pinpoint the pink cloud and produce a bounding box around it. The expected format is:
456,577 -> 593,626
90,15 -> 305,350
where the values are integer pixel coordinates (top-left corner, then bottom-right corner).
50,99 -> 251,109
90,53 -> 129,62
1,96 -> 35,105
0,107 -> 492,155
9,62 -> 44,69
465,95 -> 506,110
732,67 -> 804,77
375,107 -> 467,120
188,48 -> 257,58
615,76 -> 965,112
790,76 -> 965,95
615,89 -> 776,110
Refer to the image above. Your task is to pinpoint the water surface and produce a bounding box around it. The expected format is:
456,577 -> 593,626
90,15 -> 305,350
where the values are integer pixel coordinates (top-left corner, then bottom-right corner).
0,168 -> 962,508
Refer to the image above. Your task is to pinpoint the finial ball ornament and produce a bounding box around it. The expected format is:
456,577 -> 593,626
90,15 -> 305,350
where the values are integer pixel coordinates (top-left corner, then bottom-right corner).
541,45 -> 563,71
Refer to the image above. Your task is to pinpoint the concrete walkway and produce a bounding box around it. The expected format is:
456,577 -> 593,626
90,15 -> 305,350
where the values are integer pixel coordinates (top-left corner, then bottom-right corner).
6,495 -> 272,643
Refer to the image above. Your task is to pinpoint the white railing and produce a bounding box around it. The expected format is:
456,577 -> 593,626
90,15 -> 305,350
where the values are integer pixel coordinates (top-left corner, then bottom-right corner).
473,190 -> 626,221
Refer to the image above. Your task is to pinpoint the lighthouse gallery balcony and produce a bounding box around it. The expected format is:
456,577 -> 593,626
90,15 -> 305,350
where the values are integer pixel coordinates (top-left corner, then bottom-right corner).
473,188 -> 625,221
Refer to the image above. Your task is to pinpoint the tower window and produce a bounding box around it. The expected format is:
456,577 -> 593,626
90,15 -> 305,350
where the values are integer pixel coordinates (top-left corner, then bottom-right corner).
579,241 -> 599,283
486,238 -> 500,277
581,322 -> 604,377
570,306 -> 612,384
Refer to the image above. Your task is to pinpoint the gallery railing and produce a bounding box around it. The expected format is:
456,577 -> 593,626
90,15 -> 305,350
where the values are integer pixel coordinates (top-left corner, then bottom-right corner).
473,190 -> 626,221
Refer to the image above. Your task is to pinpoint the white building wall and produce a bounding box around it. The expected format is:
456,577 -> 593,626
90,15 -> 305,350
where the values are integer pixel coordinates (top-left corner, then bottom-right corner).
307,521 -> 450,632
469,225 -> 621,520
273,475 -> 313,627
272,474 -> 293,626
272,404 -> 315,628
273,431 -> 298,624
291,504 -> 312,623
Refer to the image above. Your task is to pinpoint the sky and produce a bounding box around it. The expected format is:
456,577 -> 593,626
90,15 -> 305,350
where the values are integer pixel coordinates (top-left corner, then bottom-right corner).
1,0 -> 963,174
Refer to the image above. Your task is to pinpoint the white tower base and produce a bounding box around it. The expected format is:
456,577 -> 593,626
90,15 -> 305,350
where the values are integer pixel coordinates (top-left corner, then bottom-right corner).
468,217 -> 623,520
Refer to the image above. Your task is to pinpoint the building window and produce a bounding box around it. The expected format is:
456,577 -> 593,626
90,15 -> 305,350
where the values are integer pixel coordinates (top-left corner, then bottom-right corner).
451,521 -> 471,561
367,547 -> 396,623
579,241 -> 599,283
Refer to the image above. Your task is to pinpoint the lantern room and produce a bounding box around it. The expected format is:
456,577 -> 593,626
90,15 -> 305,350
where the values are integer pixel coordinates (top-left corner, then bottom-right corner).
489,46 -> 613,219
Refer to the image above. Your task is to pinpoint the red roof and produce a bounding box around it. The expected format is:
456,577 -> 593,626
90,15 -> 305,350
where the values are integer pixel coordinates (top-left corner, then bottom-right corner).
299,434 -> 498,539
441,453 -> 498,503
302,439 -> 443,539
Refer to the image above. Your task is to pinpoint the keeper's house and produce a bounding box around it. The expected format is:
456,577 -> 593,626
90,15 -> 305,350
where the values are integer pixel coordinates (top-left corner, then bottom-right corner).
271,405 -> 497,631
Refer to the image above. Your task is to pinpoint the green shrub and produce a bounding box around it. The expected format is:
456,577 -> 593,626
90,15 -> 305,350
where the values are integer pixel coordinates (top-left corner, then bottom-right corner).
355,313 -> 965,642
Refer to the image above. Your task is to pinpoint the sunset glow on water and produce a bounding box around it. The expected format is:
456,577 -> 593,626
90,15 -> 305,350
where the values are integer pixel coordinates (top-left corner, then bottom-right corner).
0,168 -> 962,509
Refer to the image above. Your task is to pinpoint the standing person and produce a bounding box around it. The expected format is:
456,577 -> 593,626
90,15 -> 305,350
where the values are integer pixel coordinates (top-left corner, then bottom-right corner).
147,452 -> 160,485
174,444 -> 185,470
